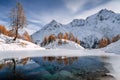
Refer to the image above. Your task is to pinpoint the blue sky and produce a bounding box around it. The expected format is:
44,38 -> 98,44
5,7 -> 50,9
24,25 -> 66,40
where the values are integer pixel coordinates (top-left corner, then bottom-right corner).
0,0 -> 120,34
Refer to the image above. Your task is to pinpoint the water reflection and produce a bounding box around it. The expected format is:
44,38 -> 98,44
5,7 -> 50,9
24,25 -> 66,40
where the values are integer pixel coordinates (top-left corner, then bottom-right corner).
0,56 -> 115,80
43,57 -> 78,65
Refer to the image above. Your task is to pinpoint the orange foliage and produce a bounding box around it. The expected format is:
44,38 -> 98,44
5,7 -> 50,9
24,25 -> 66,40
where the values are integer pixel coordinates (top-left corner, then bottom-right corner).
43,36 -> 48,45
0,64 -> 5,70
8,29 -> 21,38
112,35 -> 120,42
42,32 -> 81,46
8,30 -> 32,42
22,31 -> 32,42
99,35 -> 120,48
58,32 -> 63,39
0,25 -> 32,42
69,32 -> 75,41
48,34 -> 56,43
43,57 -> 78,65
99,38 -> 110,48
63,32 -> 68,40
0,25 -> 8,35
75,38 -> 80,44
20,57 -> 29,65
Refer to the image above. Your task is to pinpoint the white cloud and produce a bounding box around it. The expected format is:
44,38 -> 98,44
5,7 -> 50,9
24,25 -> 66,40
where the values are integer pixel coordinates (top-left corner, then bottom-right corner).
74,0 -> 120,19
39,13 -> 72,24
28,9 -> 73,25
25,24 -> 41,35
63,0 -> 110,14
63,0 -> 86,13
0,20 -> 9,27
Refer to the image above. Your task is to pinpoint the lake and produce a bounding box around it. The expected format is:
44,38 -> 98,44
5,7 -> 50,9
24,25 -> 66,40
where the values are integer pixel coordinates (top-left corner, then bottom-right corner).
0,56 -> 115,80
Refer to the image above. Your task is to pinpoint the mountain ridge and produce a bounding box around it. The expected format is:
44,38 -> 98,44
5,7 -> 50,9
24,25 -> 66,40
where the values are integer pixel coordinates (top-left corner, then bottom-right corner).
31,9 -> 120,48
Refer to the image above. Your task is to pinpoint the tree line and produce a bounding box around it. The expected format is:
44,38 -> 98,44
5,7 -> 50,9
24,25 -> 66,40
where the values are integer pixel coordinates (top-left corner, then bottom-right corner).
41,32 -> 80,46
41,32 -> 120,48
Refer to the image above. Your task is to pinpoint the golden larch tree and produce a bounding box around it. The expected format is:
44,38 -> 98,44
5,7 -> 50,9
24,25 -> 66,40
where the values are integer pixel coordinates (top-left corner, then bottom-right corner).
10,2 -> 27,41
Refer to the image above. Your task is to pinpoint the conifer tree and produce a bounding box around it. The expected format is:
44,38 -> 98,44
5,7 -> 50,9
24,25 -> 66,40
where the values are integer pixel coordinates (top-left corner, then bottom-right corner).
10,1 -> 27,41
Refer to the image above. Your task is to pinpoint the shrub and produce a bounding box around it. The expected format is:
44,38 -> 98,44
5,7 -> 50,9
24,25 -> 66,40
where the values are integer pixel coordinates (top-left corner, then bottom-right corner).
0,25 -> 8,35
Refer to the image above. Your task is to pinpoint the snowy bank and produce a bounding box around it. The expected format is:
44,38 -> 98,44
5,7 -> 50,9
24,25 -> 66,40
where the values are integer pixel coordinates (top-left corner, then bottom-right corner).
0,34 -> 45,51
102,55 -> 120,80
44,39 -> 84,50
102,40 -> 120,54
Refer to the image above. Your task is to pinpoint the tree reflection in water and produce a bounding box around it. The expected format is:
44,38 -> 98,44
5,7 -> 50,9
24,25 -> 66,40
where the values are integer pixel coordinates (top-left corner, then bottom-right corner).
43,56 -> 78,65
0,57 -> 30,73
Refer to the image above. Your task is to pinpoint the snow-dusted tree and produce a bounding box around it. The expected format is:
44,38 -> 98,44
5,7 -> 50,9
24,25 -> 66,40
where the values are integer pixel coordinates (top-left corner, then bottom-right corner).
63,32 -> 68,40
58,32 -> 63,39
43,36 -> 48,46
22,31 -> 32,42
99,38 -> 110,48
10,2 -> 27,41
75,38 -> 80,44
69,32 -> 75,41
48,34 -> 56,43
112,35 -> 120,42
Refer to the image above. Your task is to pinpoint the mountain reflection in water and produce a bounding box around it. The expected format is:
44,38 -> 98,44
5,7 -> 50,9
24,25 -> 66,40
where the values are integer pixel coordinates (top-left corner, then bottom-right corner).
0,56 -> 115,80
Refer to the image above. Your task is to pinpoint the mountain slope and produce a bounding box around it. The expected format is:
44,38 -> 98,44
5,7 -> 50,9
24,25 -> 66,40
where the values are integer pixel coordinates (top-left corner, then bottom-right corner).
32,9 -> 120,48
32,20 -> 68,43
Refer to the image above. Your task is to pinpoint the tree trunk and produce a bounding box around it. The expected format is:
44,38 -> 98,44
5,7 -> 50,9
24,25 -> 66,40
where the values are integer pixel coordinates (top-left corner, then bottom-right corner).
13,27 -> 18,41
12,59 -> 16,74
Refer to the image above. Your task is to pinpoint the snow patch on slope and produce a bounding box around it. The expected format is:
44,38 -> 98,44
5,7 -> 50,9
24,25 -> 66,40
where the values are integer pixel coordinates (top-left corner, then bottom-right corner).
44,39 -> 84,50
0,34 -> 45,51
102,40 -> 120,54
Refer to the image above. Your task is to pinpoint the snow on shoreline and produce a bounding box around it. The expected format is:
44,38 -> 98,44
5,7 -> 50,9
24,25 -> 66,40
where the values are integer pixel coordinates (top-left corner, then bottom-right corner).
0,49 -> 116,60
103,55 -> 120,80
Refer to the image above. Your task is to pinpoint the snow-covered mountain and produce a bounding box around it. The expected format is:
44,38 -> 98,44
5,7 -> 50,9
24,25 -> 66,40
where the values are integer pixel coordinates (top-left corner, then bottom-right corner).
31,9 -> 120,48
44,39 -> 84,50
32,20 -> 68,43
